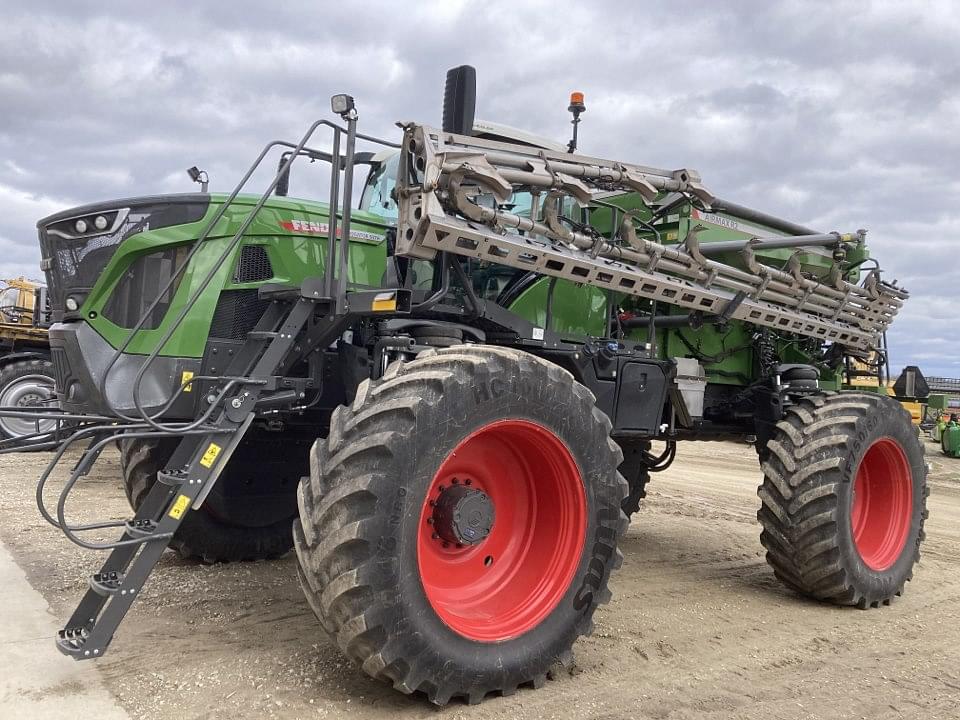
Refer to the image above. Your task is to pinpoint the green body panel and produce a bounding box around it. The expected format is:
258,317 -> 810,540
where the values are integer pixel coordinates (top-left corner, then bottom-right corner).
81,195 -> 389,357
76,181 -> 864,387
505,279 -> 608,337
844,382 -> 887,393
933,419 -> 945,443
942,421 -> 960,458
551,192 -> 867,386
659,320 -> 754,385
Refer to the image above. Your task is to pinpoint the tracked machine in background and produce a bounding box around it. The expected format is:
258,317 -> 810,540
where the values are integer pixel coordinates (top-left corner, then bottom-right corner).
2,66 -> 926,704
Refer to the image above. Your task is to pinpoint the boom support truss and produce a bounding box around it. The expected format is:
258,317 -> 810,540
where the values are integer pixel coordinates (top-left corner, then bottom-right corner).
395,124 -> 906,352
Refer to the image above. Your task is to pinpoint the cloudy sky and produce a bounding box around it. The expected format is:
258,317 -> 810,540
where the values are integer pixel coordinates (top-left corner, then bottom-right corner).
1,1 -> 957,375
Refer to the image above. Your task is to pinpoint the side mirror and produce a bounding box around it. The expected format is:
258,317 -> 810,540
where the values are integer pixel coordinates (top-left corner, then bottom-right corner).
351,151 -> 377,166
274,150 -> 378,198
442,65 -> 476,135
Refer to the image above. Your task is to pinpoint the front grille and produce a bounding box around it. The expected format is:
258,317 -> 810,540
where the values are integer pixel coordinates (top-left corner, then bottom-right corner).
234,245 -> 273,283
101,247 -> 188,329
50,347 -> 73,399
208,290 -> 270,341
40,222 -> 129,307
38,196 -> 209,319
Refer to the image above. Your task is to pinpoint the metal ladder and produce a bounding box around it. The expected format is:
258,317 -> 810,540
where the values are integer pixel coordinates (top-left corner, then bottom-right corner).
40,106 -> 406,659
50,285 -> 407,658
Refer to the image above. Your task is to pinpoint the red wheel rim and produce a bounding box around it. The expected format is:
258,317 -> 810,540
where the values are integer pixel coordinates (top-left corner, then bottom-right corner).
416,419 -> 586,642
850,437 -> 913,571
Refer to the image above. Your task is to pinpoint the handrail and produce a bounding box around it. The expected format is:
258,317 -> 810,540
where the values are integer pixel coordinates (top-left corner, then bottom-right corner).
90,113 -> 398,431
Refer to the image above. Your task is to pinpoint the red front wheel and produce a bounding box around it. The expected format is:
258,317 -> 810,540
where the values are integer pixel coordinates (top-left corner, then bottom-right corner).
417,419 -> 587,641
294,345 -> 627,704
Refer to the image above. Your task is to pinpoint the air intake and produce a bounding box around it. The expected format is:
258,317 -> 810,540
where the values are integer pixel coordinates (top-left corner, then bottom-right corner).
208,290 -> 270,341
234,245 -> 273,283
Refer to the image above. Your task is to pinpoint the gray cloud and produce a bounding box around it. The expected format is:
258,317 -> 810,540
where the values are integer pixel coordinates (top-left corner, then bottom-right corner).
1,0 -> 957,374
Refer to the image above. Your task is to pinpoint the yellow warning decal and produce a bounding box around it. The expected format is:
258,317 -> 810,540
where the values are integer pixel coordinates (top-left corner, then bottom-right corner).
181,370 -> 195,393
200,442 -> 222,468
168,494 -> 191,520
371,292 -> 397,312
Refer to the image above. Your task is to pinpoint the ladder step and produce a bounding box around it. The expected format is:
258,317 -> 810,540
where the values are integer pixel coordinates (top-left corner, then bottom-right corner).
246,330 -> 278,340
157,468 -> 188,486
124,519 -> 162,540
88,571 -> 124,597
56,626 -> 90,657
51,432 -> 222,663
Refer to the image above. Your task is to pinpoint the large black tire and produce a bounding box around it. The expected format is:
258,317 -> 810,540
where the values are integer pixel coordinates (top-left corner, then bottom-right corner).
0,359 -> 58,441
294,345 -> 628,705
758,392 -> 928,608
121,431 -> 305,562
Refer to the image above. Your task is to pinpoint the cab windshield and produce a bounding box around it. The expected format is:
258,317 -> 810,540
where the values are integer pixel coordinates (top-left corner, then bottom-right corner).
358,152 -> 563,301
359,151 -> 537,222
360,153 -> 400,220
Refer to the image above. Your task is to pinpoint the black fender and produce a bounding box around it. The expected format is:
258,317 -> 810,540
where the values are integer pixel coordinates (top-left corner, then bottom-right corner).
0,350 -> 50,369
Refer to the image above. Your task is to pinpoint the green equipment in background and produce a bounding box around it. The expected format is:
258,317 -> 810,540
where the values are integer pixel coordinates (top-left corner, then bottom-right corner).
942,418 -> 960,458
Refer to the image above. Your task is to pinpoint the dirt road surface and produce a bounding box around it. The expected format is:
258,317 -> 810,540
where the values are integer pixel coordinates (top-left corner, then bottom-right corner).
1,439 -> 957,719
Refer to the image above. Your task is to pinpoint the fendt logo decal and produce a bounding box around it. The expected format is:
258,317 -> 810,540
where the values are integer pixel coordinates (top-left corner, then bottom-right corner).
279,219 -> 383,244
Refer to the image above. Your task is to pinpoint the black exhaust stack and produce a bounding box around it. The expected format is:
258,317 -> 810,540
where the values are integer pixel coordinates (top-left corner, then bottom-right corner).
442,65 -> 476,135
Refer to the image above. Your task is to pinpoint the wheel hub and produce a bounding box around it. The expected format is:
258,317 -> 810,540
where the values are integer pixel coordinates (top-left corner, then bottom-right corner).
0,374 -> 57,438
417,419 -> 587,642
431,483 -> 494,546
18,392 -> 44,407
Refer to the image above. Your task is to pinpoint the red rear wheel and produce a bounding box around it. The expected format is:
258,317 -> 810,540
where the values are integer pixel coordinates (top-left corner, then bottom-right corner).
850,437 -> 913,571
759,392 -> 926,609
417,419 -> 587,642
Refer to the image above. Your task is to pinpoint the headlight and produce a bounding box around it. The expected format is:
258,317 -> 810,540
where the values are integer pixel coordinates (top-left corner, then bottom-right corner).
65,296 -> 79,312
330,93 -> 355,116
47,209 -> 125,240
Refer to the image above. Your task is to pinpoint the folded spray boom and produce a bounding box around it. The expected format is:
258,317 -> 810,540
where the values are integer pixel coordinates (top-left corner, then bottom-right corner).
395,124 -> 905,353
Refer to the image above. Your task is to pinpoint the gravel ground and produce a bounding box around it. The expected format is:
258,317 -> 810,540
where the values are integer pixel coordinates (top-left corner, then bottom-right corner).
1,438 -> 958,719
